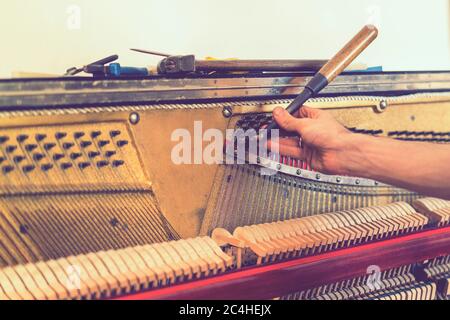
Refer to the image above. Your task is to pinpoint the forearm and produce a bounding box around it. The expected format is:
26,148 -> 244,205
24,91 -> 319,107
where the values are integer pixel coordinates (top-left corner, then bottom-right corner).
341,134 -> 450,199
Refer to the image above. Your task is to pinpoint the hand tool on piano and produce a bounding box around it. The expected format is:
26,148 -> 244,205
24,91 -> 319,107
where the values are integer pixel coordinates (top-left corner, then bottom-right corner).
130,48 -> 328,74
264,24 -> 378,132
130,48 -> 172,57
64,54 -> 119,76
157,57 -> 329,74
84,63 -> 149,77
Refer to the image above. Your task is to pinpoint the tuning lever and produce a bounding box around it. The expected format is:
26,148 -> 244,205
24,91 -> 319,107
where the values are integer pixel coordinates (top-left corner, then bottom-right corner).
265,25 -> 378,132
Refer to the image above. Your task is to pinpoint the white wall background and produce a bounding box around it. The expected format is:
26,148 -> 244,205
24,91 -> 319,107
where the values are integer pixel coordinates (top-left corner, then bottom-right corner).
0,0 -> 449,77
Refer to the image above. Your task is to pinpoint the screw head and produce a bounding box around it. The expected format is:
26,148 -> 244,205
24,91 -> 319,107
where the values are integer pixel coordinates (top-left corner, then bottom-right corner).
355,179 -> 360,185
375,100 -> 388,113
276,164 -> 281,170
336,177 -> 341,183
222,107 -> 233,118
129,112 -> 140,125
316,173 -> 321,180
296,169 -> 301,175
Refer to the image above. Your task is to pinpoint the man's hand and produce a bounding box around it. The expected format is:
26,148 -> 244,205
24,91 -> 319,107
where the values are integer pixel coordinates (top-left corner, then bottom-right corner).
268,106 -> 355,175
267,106 -> 450,200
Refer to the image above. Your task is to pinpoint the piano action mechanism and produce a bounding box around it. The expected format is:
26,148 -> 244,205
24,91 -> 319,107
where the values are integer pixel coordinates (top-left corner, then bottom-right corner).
0,71 -> 450,299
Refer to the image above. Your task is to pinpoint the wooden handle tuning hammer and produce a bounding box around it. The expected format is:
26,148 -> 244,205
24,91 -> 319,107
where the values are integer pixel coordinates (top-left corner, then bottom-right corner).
265,24 -> 378,132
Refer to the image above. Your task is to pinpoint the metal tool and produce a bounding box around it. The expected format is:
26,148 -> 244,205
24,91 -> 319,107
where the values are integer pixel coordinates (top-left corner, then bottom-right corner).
130,48 -> 172,57
265,24 -> 378,132
130,48 -> 328,74
64,54 -> 119,76
84,63 -> 149,77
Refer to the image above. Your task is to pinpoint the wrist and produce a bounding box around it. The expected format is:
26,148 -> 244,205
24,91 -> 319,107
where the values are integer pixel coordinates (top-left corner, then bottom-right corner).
338,133 -> 373,177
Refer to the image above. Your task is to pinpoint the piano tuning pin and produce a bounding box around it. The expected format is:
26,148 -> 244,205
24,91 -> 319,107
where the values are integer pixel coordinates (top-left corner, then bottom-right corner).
60,162 -> 73,170
13,155 -> 25,163
80,140 -> 92,148
52,153 -> 64,161
44,143 -> 56,151
25,144 -> 38,152
74,132 -> 85,139
88,151 -> 100,159
35,133 -> 47,142
116,140 -> 128,147
33,153 -> 45,162
2,165 -> 14,174
6,145 -> 17,153
19,224 -> 29,234
78,162 -> 91,169
96,160 -> 109,168
112,160 -> 124,167
70,153 -> 82,160
16,134 -> 29,142
110,130 -> 121,138
62,142 -> 74,150
22,164 -> 35,173
110,218 -> 119,227
98,140 -> 110,147
41,163 -> 53,171
55,132 -> 67,139
91,131 -> 101,139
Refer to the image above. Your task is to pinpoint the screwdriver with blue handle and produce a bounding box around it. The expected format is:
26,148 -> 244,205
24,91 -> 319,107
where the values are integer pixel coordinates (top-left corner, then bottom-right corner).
84,63 -> 149,77
264,24 -> 378,134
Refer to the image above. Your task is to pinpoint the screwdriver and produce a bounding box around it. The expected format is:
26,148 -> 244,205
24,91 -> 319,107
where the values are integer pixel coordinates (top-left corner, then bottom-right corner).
265,24 -> 378,132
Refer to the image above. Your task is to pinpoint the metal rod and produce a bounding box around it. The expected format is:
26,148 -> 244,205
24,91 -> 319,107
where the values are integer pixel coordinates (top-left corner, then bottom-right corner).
130,48 -> 172,57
